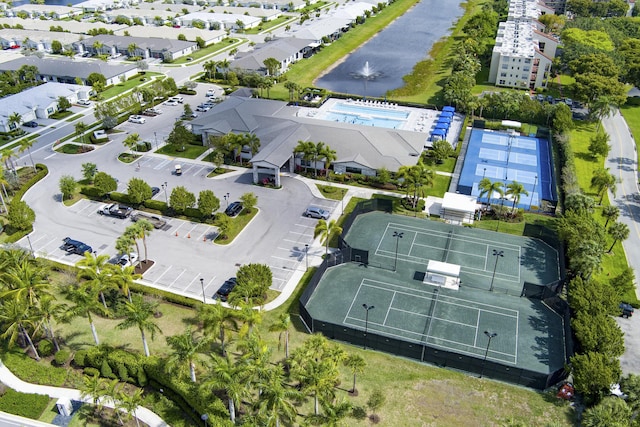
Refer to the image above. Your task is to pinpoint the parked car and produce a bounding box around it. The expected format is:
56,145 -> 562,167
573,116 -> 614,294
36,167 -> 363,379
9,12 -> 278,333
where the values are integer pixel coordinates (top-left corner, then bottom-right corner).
536,94 -> 544,102
620,302 -> 634,318
174,165 -> 182,176
196,105 -> 211,112
128,115 -> 146,124
304,206 -> 330,220
169,96 -> 184,104
117,253 -> 138,267
181,112 -> 198,119
61,237 -> 92,255
151,187 -> 160,197
225,201 -> 243,217
206,89 -> 215,96
131,212 -> 166,229
22,121 -> 38,128
77,99 -> 91,106
164,100 -> 179,106
215,277 -> 237,302
564,98 -> 573,107
142,109 -> 159,117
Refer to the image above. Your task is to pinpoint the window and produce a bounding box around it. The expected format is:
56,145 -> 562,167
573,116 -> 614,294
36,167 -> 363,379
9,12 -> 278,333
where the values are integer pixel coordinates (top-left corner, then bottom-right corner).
502,64 -> 508,69
500,72 -> 507,77
499,79 -> 506,85
524,58 -> 531,64
345,166 -> 362,174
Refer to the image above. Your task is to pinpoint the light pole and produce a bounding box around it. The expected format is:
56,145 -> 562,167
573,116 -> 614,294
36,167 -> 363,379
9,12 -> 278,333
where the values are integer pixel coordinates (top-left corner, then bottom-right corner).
362,304 -> 375,350
497,175 -> 507,231
26,234 -> 34,257
528,175 -> 538,211
161,181 -> 168,204
201,413 -> 208,427
489,250 -> 504,292
224,192 -> 230,209
482,167 -> 486,179
200,278 -> 206,304
393,231 -> 404,272
305,243 -> 309,270
480,331 -> 498,378
154,131 -> 158,150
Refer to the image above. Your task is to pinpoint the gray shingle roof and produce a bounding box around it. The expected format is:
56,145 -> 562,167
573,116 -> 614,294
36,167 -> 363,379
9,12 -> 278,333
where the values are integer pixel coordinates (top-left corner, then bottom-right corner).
0,56 -> 137,80
83,34 -> 196,54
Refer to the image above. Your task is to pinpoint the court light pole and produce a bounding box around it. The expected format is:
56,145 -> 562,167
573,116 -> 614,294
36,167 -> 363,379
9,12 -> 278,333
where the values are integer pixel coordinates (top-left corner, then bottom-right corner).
224,192 -> 230,209
393,231 -> 404,272
305,244 -> 309,270
200,278 -> 206,304
161,181 -> 168,204
528,175 -> 538,211
480,331 -> 497,378
489,250 -> 504,292
362,304 -> 375,350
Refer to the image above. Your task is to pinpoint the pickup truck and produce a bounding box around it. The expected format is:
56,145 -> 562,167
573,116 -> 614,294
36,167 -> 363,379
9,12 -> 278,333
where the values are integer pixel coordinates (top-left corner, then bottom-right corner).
61,237 -> 92,255
131,212 -> 167,229
98,203 -> 133,219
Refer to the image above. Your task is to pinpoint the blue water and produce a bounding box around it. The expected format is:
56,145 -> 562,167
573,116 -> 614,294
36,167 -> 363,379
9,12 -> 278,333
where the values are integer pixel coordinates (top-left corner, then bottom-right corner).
11,0 -> 85,5
456,129 -> 557,210
316,0 -> 464,97
333,103 -> 409,119
323,112 -> 404,129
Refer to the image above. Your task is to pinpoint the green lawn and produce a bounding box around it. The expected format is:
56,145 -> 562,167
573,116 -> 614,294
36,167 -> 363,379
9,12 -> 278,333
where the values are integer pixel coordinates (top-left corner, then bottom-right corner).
214,208 -> 258,244
242,16 -> 295,34
316,184 -> 347,200
568,121 -> 601,196
156,143 -> 208,159
99,73 -> 162,100
620,98 -> 640,165
171,38 -> 242,64
54,143 -> 94,154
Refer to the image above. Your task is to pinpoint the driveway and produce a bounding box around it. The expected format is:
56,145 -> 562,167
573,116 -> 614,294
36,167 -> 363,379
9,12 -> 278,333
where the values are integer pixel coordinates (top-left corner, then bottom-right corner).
603,110 -> 640,374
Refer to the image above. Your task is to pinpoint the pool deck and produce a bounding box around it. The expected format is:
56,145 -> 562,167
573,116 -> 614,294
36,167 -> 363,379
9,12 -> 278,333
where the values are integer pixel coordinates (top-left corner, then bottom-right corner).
297,98 -> 464,148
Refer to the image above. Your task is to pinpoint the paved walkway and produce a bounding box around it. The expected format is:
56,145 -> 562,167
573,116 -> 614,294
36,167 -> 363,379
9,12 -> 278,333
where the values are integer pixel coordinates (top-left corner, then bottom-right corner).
0,359 -> 169,427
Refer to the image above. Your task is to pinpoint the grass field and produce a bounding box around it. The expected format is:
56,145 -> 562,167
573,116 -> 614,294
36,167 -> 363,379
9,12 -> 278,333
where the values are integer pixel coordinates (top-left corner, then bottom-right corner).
620,98 -> 640,165
156,143 -> 208,159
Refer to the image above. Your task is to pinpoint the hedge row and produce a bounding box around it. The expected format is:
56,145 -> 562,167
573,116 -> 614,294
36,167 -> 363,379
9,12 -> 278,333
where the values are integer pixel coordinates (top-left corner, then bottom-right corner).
0,389 -> 49,419
554,133 -> 578,210
73,346 -> 148,386
5,164 -> 48,243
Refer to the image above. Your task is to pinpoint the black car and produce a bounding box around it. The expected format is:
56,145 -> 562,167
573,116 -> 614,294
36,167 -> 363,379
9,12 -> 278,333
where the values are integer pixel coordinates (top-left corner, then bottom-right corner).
620,302 -> 634,318
23,121 -> 38,128
151,187 -> 160,197
225,201 -> 243,217
61,237 -> 92,255
215,278 -> 237,302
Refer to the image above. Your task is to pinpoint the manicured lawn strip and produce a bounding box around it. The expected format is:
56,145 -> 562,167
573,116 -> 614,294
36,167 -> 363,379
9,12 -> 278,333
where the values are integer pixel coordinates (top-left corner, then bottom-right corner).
215,209 -> 258,245
156,143 -> 208,159
65,114 -> 84,122
54,143 -> 93,154
171,38 -> 241,64
206,167 -> 233,177
99,73 -> 161,100
620,100 -> 640,165
568,121 -> 600,197
425,156 -> 457,173
426,174 -> 452,197
62,193 -> 83,207
242,15 -> 295,34
315,184 -> 347,200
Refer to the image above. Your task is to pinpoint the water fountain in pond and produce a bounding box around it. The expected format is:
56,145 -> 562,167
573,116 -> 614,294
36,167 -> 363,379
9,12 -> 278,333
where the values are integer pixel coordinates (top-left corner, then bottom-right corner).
349,61 -> 382,99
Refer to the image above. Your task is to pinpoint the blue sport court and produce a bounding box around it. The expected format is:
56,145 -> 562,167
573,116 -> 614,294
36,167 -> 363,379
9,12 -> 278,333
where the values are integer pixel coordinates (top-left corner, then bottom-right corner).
456,129 -> 557,210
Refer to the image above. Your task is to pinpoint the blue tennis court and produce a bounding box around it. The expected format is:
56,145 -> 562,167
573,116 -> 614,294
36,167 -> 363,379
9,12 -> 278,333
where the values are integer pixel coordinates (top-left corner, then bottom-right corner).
456,129 -> 556,209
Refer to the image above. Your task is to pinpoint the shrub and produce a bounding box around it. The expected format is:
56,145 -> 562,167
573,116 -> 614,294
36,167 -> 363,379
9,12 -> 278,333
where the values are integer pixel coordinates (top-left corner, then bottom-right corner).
101,359 -> 115,378
73,350 -> 87,367
12,164 -> 48,202
84,367 -> 100,377
53,350 -> 71,366
109,191 -> 130,204
0,389 -> 49,419
85,346 -> 105,369
144,199 -> 168,212
80,186 -> 104,199
178,88 -> 197,95
184,207 -> 203,219
37,340 -> 54,357
1,350 -> 68,387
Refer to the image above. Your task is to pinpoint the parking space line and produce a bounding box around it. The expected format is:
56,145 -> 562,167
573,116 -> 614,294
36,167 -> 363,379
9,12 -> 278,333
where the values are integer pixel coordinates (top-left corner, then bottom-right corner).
271,255 -> 300,263
288,231 -> 309,235
191,166 -> 204,176
184,273 -> 204,293
154,159 -> 171,170
153,265 -> 172,284
169,270 -> 186,287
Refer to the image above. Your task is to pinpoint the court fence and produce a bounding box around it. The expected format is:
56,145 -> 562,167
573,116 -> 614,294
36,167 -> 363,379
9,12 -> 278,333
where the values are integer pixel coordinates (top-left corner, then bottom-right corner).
338,199 -> 392,265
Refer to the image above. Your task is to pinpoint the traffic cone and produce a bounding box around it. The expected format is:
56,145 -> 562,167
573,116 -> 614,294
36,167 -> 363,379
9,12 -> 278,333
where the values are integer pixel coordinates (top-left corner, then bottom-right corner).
187,233 -> 191,239
203,236 -> 206,242
175,231 -> 178,237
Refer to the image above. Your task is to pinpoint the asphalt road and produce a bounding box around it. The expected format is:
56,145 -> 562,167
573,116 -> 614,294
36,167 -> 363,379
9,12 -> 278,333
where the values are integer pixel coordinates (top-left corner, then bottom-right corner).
603,110 -> 640,374
16,94 -> 338,301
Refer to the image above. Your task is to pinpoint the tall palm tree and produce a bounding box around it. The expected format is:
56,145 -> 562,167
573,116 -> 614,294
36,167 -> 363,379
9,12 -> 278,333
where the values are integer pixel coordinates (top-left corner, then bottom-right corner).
237,305 -> 263,338
478,178 -> 504,206
75,121 -> 88,145
0,164 -> 10,213
244,132 -> 261,160
257,364 -> 302,427
294,140 -> 315,174
397,161 -> 435,210
166,327 -> 210,383
203,354 -> 251,424
8,112 -> 21,130
237,332 -> 272,395
63,284 -> 110,345
117,294 -> 162,357
127,43 -> 138,57
608,221 -> 630,253
268,313 -> 291,358
602,205 -> 620,228
1,148 -> 17,179
198,303 -> 237,356
314,219 -> 343,256
123,133 -> 141,154
115,234 -> 136,272
290,351 -> 337,416
218,58 -> 230,80
0,299 -> 41,360
119,388 -> 143,427
111,265 -> 141,302
320,144 -> 337,177
591,168 -> 617,204
506,181 -> 529,211
133,219 -> 154,263
203,60 -> 218,80
0,258 -> 51,308
343,353 -> 366,394
36,294 -> 67,352
76,252 -> 114,309
19,138 -> 36,171
92,40 -> 103,55
306,398 -> 352,427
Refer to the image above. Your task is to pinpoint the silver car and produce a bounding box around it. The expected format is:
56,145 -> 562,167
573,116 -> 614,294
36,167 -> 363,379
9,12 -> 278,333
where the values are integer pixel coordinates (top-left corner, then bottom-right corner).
304,206 -> 330,220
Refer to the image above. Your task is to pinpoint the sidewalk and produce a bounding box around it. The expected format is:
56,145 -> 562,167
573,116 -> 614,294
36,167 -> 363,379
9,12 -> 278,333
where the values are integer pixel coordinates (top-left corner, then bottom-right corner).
0,359 -> 169,427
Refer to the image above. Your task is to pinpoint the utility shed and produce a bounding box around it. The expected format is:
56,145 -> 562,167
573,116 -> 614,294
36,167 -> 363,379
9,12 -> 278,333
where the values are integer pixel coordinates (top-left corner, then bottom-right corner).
441,192 -> 477,224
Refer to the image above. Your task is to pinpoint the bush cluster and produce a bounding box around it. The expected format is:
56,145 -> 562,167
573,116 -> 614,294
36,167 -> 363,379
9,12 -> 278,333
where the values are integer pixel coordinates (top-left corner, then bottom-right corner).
0,389 -> 49,419
73,346 -> 147,386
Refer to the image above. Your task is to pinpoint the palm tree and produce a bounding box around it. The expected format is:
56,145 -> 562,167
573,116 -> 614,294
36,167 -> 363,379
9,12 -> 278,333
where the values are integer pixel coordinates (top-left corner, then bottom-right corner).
35,294 -> 67,352
64,284 -> 109,345
75,121 -> 88,144
76,252 -> 114,309
602,205 -> 620,228
92,40 -> 103,55
237,305 -> 263,338
608,221 -> 630,253
294,140 -> 315,174
0,299 -> 41,360
123,133 -> 141,154
127,43 -> 138,57
478,178 -> 504,206
1,148 -> 17,179
8,112 -> 21,130
19,138 -> 36,171
268,313 -> 291,358
290,352 -> 337,416
591,96 -> 616,133
111,265 -> 141,302
119,388 -> 143,427
310,142 -> 326,178
0,258 -> 51,308
320,144 -> 337,177
306,398 -> 352,427
117,294 -> 162,357
237,332 -> 272,395
284,81 -> 299,102
203,354 -> 251,424
166,327 -> 210,382
133,220 -> 154,262
257,364 -> 302,427
203,60 -> 218,80
115,234 -> 136,273
343,353 -> 366,394
198,303 -> 237,356
591,168 -> 617,204
218,58 -> 230,80
396,161 -> 435,210
505,181 -> 529,211
244,132 -> 260,160
80,373 -> 107,410
314,219 -> 343,256
0,164 -> 9,213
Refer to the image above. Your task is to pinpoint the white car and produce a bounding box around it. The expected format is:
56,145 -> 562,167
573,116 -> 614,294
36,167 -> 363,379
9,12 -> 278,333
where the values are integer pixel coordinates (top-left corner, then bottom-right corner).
117,253 -> 138,267
77,99 -> 91,106
206,89 -> 215,96
128,115 -> 146,124
164,100 -> 179,106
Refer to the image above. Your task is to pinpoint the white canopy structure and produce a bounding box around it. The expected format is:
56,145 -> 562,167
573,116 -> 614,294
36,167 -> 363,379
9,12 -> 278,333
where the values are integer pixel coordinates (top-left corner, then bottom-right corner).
441,192 -> 478,224
424,260 -> 461,290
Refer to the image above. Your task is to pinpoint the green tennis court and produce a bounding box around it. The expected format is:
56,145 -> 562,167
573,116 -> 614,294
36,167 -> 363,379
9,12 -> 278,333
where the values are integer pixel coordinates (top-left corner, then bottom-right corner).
345,278 -> 518,363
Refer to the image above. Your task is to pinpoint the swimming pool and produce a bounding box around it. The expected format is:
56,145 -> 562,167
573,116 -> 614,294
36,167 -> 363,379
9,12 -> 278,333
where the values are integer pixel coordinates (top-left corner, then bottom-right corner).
314,100 -> 410,129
